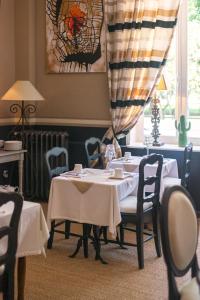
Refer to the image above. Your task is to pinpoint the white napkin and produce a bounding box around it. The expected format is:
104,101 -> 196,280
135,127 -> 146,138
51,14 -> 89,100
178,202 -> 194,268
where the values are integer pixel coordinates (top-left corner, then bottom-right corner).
60,171 -> 82,178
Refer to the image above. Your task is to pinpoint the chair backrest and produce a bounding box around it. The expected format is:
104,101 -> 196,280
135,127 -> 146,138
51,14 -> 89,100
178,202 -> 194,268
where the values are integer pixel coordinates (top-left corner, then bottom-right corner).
160,185 -> 199,299
0,192 -> 23,288
137,153 -> 163,212
45,147 -> 69,179
84,137 -> 103,168
181,143 -> 193,189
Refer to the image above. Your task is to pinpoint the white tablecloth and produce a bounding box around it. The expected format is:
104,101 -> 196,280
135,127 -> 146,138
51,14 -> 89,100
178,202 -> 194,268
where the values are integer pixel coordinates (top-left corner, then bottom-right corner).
108,156 -> 179,196
47,168 -> 138,235
108,156 -> 178,177
0,201 -> 49,257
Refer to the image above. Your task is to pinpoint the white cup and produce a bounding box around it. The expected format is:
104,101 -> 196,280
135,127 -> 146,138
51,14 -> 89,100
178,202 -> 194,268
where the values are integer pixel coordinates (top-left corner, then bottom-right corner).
114,168 -> 124,178
124,151 -> 131,160
74,164 -> 83,173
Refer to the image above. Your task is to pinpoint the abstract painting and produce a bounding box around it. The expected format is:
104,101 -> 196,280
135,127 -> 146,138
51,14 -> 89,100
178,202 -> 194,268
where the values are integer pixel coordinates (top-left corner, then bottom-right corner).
46,0 -> 106,73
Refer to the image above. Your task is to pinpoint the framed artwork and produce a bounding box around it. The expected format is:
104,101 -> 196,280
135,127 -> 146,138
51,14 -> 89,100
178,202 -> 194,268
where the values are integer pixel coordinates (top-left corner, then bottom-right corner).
46,0 -> 106,73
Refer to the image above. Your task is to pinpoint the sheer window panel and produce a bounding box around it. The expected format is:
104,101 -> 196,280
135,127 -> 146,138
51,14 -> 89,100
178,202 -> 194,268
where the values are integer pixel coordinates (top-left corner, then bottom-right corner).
128,0 -> 200,147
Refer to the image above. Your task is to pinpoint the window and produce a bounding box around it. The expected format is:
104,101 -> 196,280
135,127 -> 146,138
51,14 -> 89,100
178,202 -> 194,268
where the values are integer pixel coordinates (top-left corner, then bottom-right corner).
129,0 -> 200,146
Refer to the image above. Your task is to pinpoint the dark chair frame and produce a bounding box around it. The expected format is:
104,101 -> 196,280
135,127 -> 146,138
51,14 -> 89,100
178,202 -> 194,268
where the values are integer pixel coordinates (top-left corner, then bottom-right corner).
85,137 -> 108,242
119,153 -> 163,269
85,137 -> 104,169
45,147 -> 73,248
181,143 -> 193,190
160,185 -> 199,300
46,147 -> 102,261
0,192 -> 23,300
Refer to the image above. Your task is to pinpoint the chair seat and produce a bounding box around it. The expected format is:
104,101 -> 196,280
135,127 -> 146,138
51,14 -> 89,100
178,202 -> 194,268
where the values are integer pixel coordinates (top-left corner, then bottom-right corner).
163,176 -> 181,188
180,278 -> 200,300
120,195 -> 152,213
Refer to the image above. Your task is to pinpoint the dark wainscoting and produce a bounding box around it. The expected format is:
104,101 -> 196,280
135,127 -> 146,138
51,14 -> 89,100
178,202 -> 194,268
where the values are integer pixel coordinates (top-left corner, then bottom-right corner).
0,124 -> 200,213
32,125 -> 108,170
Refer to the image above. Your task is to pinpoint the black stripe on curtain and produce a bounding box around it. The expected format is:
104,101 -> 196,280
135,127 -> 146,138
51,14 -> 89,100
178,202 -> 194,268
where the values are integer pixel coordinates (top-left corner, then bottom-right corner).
111,99 -> 148,108
108,19 -> 177,32
109,59 -> 166,70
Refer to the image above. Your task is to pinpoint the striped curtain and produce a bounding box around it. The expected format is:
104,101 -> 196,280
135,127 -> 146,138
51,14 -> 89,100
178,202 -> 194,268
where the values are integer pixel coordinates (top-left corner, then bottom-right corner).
103,0 -> 181,151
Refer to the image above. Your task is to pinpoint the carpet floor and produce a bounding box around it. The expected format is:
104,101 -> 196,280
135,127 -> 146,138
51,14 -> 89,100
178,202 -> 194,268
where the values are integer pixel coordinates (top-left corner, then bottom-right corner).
22,213 -> 195,300
25,227 -> 168,300
9,203 -> 196,300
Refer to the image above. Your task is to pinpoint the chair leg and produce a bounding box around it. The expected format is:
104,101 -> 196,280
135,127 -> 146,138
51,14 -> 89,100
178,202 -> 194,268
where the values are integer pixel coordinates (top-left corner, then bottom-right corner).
65,220 -> 71,239
18,257 -> 26,300
102,226 -> 108,244
83,224 -> 89,258
116,224 -> 127,249
136,220 -> 144,269
3,266 -> 15,300
119,223 -> 124,245
47,220 -> 55,249
99,226 -> 108,244
152,206 -> 162,257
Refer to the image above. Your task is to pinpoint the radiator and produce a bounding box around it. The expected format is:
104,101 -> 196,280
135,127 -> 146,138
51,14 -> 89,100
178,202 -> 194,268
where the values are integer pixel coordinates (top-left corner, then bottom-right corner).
13,130 -> 69,200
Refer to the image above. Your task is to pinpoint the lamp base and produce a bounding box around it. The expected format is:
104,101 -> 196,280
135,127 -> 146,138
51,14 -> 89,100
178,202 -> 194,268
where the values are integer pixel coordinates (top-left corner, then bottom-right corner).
8,102 -> 36,144
152,141 -> 164,147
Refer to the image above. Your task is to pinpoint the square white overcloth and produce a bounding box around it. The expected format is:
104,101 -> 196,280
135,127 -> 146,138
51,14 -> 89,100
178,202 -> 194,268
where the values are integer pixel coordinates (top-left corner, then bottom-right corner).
0,201 -> 49,257
47,169 -> 138,235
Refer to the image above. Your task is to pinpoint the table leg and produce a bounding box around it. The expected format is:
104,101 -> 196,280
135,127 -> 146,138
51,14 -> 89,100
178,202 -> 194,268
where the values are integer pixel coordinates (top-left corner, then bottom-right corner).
69,224 -> 91,259
93,225 -> 108,264
18,157 -> 23,195
18,257 -> 26,300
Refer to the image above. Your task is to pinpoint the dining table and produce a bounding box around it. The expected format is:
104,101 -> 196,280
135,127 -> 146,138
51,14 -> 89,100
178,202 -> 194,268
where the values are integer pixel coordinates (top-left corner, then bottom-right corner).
108,156 -> 179,196
47,168 -> 139,236
0,200 -> 49,300
47,168 -> 139,263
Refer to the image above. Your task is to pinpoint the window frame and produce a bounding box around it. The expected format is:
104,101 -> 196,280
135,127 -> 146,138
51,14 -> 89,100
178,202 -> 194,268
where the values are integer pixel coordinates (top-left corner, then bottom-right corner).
128,0 -> 200,146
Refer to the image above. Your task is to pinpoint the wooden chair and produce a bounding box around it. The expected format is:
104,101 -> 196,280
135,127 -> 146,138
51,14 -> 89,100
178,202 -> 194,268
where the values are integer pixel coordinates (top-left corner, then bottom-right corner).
85,137 -> 107,241
0,192 -> 23,300
46,146 -> 69,179
160,185 -> 200,300
163,143 -> 193,191
45,147 -> 71,248
119,153 -> 163,269
85,137 -> 104,169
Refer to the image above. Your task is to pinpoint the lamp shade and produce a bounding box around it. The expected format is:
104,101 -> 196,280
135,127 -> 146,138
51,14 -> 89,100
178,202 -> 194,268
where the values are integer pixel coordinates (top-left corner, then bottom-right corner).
156,75 -> 167,91
1,81 -> 45,101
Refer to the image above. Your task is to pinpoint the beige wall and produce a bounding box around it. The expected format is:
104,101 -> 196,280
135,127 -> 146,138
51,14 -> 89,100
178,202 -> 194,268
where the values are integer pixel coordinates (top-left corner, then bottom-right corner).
0,0 -> 15,117
15,0 -> 110,121
15,0 -> 35,81
0,0 -> 110,122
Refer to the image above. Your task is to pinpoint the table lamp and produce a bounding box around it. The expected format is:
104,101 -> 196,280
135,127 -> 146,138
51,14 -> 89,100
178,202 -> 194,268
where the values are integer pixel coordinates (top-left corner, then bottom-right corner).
151,75 -> 167,146
1,80 -> 45,133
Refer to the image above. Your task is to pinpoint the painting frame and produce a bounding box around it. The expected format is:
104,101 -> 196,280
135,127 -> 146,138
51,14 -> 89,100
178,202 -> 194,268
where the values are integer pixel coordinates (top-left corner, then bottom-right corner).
46,0 -> 106,73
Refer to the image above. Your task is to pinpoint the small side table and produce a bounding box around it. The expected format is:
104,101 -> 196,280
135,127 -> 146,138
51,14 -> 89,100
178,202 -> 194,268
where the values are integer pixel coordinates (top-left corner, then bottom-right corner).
0,149 -> 27,194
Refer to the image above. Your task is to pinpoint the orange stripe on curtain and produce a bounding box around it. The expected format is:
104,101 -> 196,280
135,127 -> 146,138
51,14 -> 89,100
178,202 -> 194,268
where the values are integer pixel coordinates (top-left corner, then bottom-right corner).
102,0 -> 181,155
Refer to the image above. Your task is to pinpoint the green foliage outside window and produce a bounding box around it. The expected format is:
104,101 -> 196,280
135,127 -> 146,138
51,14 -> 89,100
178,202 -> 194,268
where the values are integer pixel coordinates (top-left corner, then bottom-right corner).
189,0 -> 200,21
155,0 -> 200,119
